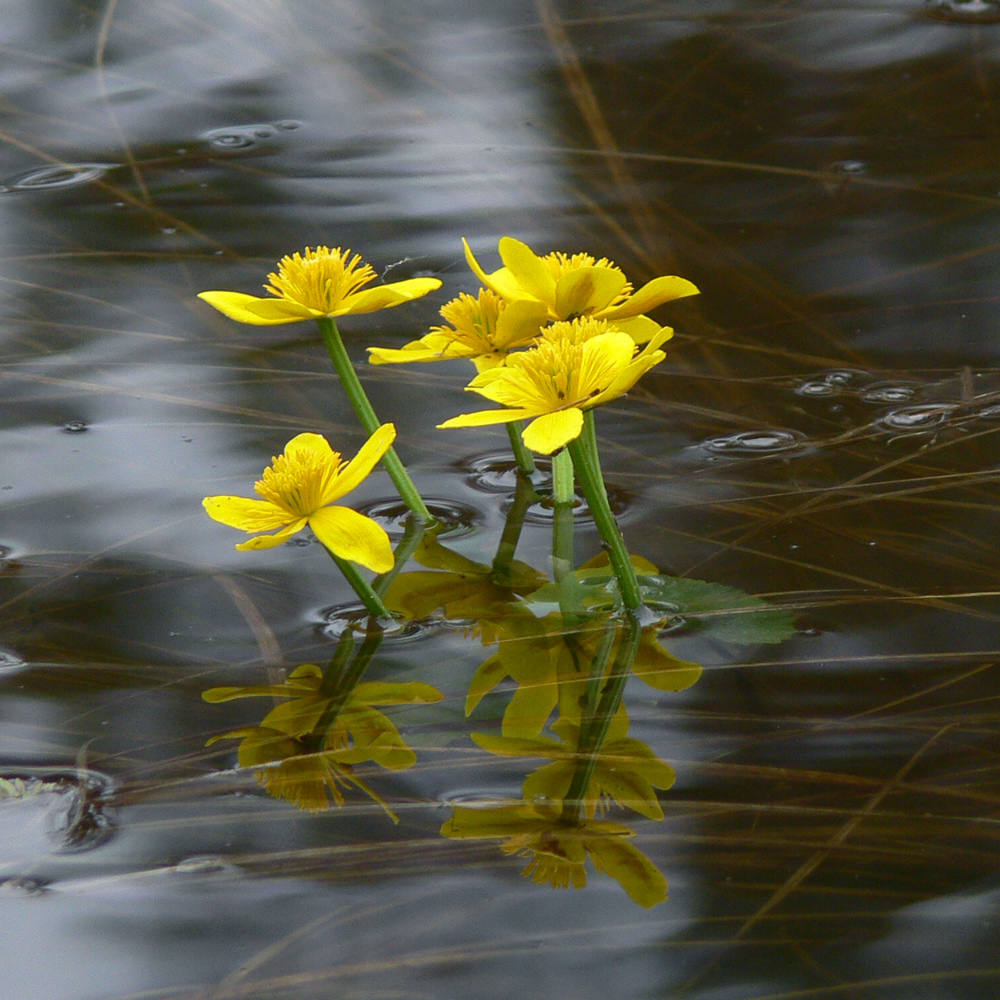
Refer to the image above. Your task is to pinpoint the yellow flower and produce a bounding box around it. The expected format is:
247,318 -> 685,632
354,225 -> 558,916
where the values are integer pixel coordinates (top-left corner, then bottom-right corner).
203,425 -> 396,572
198,246 -> 442,325
368,289 -> 548,372
437,324 -> 670,454
463,236 -> 698,327
441,800 -> 667,907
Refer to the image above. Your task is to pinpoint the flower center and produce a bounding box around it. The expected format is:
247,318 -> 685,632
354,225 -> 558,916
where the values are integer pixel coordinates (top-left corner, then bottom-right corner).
255,447 -> 343,517
264,246 -> 377,313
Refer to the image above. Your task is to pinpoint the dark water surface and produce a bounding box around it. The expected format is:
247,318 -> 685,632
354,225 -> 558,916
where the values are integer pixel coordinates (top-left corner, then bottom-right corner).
3,2 -> 1000,998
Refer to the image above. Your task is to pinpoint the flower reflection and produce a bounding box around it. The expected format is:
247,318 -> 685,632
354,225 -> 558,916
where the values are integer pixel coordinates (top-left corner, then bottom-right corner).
204,663 -> 443,817
473,714 -> 676,821
442,801 -> 667,907
466,609 -> 701,737
383,532 -> 545,642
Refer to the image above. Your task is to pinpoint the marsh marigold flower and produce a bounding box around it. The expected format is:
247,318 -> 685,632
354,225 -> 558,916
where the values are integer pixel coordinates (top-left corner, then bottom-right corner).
437,322 -> 669,454
463,236 -> 698,333
203,425 -> 396,572
198,246 -> 441,325
368,288 -> 548,372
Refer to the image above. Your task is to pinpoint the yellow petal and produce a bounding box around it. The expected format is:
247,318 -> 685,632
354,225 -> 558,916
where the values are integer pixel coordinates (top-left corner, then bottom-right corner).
498,237 -> 556,303
437,407 -> 537,430
282,432 -> 337,462
614,315 -> 663,345
326,423 -> 395,501
601,275 -> 700,320
586,836 -> 668,908
203,495 -> 292,532
308,505 -> 394,572
521,408 -> 584,454
554,266 -> 628,318
461,240 -> 532,300
588,350 -> 664,408
235,519 -> 307,550
493,298 -> 548,349
367,343 -> 446,365
339,277 -> 442,315
197,291 -> 315,325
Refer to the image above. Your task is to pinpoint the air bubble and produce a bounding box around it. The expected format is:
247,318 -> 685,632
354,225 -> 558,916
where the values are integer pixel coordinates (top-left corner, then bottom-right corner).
1,162 -> 117,192
202,124 -> 277,151
356,499 -> 481,538
274,120 -> 303,130
829,159 -> 867,176
703,429 -> 808,456
879,404 -> 956,431
862,384 -> 917,403
61,421 -> 88,433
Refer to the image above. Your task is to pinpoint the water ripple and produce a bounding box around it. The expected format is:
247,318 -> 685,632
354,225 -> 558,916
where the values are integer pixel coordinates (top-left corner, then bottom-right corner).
703,429 -> 809,457
1,162 -> 117,192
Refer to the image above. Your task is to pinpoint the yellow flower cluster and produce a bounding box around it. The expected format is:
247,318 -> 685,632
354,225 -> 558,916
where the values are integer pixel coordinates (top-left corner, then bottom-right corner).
367,236 -> 699,454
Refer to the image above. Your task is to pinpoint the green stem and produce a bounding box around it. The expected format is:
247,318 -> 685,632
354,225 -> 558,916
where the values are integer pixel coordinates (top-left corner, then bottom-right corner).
489,471 -> 536,586
316,316 -> 434,524
560,615 -> 641,826
506,420 -> 536,476
308,628 -> 385,748
372,515 -> 426,599
326,547 -> 392,620
566,412 -> 644,615
550,448 -> 575,587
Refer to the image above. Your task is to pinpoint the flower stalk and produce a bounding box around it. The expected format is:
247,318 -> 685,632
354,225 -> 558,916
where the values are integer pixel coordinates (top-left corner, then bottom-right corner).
566,411 -> 644,615
327,548 -> 393,620
506,420 -> 536,476
317,316 -> 434,525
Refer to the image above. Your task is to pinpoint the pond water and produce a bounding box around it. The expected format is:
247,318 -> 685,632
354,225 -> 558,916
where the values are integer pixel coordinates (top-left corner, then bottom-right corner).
3,1 -> 1000,998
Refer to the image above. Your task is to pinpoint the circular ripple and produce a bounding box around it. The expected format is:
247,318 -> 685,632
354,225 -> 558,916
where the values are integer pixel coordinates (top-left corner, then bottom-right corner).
861,383 -> 918,403
925,0 -> 1000,22
794,381 -> 838,397
2,163 -> 117,192
703,429 -> 808,457
458,452 -> 553,493
316,603 -> 437,642
0,767 -> 115,853
823,369 -> 867,386
0,876 -> 49,897
171,855 -> 240,877
356,498 -> 481,538
61,421 -> 88,433
879,404 -> 956,432
0,648 -> 26,673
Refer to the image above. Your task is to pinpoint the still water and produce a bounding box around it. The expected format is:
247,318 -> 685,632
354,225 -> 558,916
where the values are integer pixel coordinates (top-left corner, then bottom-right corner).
3,1 -> 1000,998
